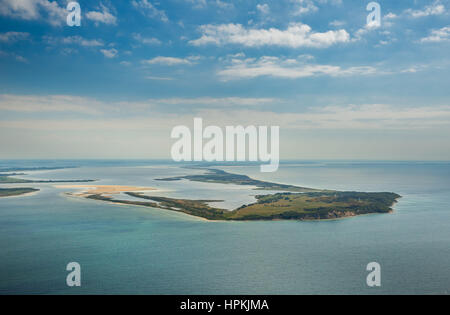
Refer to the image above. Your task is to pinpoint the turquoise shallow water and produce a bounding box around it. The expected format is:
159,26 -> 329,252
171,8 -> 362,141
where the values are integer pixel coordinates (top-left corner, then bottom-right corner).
0,161 -> 449,294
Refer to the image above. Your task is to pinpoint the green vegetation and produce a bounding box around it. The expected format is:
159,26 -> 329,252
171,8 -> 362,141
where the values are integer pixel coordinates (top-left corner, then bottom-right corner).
0,173 -> 95,184
227,191 -> 401,221
156,168 -> 320,192
89,191 -> 400,221
0,173 -> 26,176
91,193 -> 228,221
0,188 -> 39,197
0,175 -> 31,184
0,167 -> 73,172
76,168 -> 401,221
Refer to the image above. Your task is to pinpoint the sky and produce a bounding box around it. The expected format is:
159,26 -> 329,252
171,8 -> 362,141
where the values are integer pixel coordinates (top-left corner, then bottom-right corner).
0,0 -> 449,160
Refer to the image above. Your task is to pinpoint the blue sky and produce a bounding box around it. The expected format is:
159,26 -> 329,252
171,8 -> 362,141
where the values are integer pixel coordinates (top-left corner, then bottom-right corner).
0,0 -> 450,160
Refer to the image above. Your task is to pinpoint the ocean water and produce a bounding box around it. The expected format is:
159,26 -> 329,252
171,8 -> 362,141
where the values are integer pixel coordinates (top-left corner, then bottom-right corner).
0,160 -> 449,295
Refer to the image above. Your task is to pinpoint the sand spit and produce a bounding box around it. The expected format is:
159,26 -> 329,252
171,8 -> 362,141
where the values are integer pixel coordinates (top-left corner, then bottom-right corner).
55,185 -> 156,197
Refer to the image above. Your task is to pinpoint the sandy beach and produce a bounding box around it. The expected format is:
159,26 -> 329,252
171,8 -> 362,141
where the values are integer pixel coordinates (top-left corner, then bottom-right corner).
55,185 -> 157,197
0,190 -> 40,199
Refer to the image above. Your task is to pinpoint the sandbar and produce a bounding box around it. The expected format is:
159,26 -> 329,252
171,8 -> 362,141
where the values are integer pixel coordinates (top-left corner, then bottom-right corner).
55,185 -> 156,197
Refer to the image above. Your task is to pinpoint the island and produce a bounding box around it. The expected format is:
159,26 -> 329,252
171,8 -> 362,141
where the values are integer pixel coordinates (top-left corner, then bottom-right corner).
0,167 -> 75,172
156,168 -> 320,192
0,173 -> 96,184
0,188 -> 39,198
63,168 -> 401,221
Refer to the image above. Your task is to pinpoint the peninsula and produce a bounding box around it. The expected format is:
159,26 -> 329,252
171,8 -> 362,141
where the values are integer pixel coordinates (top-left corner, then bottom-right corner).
0,173 -> 96,184
156,168 -> 320,192
0,188 -> 39,198
66,168 -> 401,221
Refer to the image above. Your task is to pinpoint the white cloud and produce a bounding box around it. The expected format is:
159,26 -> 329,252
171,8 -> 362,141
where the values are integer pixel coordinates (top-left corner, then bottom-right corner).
100,48 -> 118,58
353,12 -> 394,42
0,94 -> 102,114
146,97 -> 276,107
384,12 -> 397,20
0,0 -> 40,20
14,55 -> 28,63
133,33 -> 161,45
290,0 -> 342,16
217,56 -> 378,80
109,96 -> 277,111
0,31 -> 30,43
420,26 -> 450,42
186,0 -> 207,9
0,50 -> 28,63
61,36 -> 104,47
189,23 -> 350,48
1,96 -> 449,159
44,35 -> 104,47
290,104 -> 450,130
381,12 -> 398,28
329,20 -> 345,27
131,0 -> 168,22
353,24 -> 379,41
185,0 -> 232,10
197,104 -> 450,131
292,0 -> 318,16
145,76 -> 174,81
142,56 -> 194,66
0,0 -> 66,26
405,1 -> 446,18
0,94 -> 277,115
86,4 -> 117,25
2,98 -> 450,132
256,4 -> 270,14
215,0 -> 233,10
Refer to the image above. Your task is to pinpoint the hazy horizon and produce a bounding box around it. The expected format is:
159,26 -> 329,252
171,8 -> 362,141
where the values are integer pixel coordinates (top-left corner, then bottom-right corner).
1,0 -> 450,160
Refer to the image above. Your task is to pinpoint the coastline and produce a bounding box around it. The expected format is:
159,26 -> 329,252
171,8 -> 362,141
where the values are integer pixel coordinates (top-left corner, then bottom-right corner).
0,189 -> 40,199
63,192 -> 211,222
55,185 -> 157,196
54,169 -> 402,223
63,190 -> 401,223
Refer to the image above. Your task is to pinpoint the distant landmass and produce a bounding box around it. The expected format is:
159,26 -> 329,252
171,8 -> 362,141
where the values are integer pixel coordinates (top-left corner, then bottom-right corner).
0,188 -> 39,198
71,168 -> 401,221
0,173 -> 95,184
0,167 -> 75,172
156,168 -> 320,192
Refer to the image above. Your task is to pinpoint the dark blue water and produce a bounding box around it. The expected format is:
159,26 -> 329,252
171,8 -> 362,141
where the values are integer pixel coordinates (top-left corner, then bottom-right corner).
0,161 -> 449,294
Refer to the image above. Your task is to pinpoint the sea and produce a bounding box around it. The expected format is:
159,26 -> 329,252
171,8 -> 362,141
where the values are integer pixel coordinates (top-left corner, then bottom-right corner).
0,160 -> 449,295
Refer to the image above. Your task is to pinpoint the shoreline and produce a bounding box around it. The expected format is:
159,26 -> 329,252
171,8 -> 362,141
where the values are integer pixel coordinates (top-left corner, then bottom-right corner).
64,191 -> 401,223
63,192 -> 211,222
55,184 -> 157,196
0,190 -> 40,199
54,169 -> 401,223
